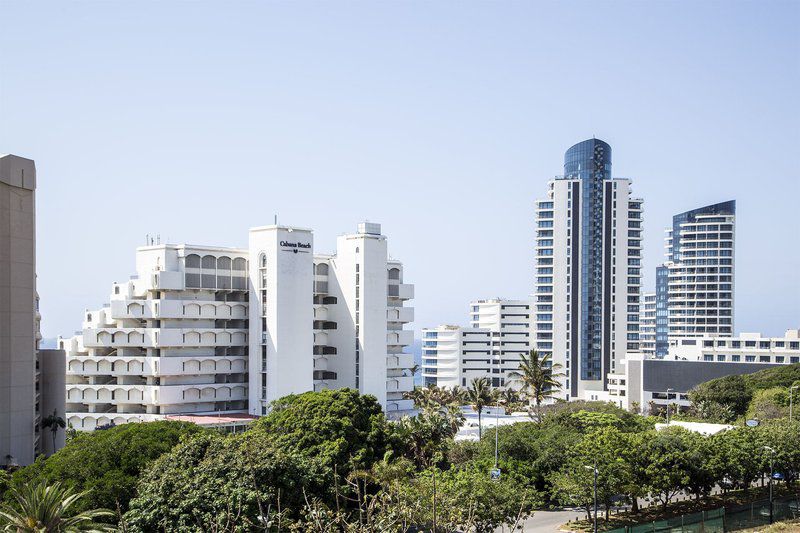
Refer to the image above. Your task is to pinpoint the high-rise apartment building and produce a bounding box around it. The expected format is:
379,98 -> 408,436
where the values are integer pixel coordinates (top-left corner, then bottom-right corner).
421,299 -> 531,389
61,222 -> 414,431
1,154 -> 65,466
533,139 -> 643,400
654,265 -> 670,356
664,201 -> 735,341
640,292 -> 656,357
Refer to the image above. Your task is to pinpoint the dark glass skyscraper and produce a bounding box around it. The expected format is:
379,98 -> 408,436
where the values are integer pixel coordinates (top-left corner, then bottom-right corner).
563,139 -> 612,381
533,139 -> 642,399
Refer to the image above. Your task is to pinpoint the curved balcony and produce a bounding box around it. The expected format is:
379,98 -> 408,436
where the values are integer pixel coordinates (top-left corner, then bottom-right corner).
66,382 -> 248,406
313,320 -> 337,331
66,355 -> 248,376
83,328 -> 248,348
313,345 -> 337,356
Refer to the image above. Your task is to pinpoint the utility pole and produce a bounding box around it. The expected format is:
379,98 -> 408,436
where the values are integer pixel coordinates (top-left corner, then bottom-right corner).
585,462 -> 598,533
666,388 -> 674,424
763,446 -> 775,524
432,468 -> 437,532
494,357 -> 500,470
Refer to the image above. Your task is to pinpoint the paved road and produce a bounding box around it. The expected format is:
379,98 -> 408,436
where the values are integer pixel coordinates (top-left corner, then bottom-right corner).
496,509 -> 584,532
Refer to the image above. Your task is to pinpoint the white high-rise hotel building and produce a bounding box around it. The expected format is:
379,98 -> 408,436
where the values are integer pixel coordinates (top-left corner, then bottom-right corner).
61,222 -> 414,430
533,139 -> 643,401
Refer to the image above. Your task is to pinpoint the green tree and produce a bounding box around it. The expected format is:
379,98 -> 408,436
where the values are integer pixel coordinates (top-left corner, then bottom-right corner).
497,388 -> 523,414
124,432 -> 322,531
747,387 -> 789,420
507,350 -> 565,422
689,364 -> 800,422
11,421 -> 204,518
550,427 -> 630,520
395,465 -> 539,532
0,481 -> 114,532
680,430 -> 718,501
393,408 -> 462,469
466,378 -> 494,440
641,428 -> 693,510
251,389 -> 394,482
754,419 -> 800,483
708,427 -> 762,491
40,410 -> 65,456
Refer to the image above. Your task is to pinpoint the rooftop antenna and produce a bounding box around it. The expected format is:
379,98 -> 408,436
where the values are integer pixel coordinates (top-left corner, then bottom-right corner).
157,234 -> 161,245
274,214 -> 277,225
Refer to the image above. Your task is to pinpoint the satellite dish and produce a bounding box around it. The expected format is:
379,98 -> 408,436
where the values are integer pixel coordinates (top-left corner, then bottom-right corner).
745,419 -> 760,427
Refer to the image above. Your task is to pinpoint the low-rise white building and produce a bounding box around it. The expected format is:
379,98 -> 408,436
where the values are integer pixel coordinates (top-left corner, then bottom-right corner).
422,298 -> 531,390
607,329 -> 800,413
61,222 -> 414,430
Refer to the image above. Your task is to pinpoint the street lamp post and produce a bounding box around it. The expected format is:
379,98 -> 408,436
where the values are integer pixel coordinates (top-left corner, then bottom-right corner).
763,446 -> 775,524
494,358 -> 500,471
790,385 -> 798,422
666,388 -> 674,424
585,462 -> 598,533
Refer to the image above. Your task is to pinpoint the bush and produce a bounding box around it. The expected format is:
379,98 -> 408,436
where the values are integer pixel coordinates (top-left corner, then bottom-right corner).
124,432 -> 324,531
250,388 -> 395,479
9,421 -> 204,517
690,364 -> 800,421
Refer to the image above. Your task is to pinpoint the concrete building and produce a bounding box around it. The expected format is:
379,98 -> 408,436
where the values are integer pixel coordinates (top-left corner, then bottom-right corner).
421,298 -> 531,389
533,139 -> 643,401
664,201 -> 736,342
640,292 -> 656,358
1,154 -> 65,466
61,222 -> 414,430
607,329 -> 800,412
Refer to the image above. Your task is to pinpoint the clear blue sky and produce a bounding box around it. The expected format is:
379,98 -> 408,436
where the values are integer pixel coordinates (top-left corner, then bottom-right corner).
1,1 -> 798,340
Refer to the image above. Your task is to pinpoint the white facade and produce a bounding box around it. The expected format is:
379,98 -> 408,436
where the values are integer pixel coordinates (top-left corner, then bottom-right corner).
533,139 -> 642,401
664,201 -> 735,341
422,298 -> 531,390
608,329 -> 800,413
667,330 -> 800,365
63,222 -> 415,430
640,292 -> 656,358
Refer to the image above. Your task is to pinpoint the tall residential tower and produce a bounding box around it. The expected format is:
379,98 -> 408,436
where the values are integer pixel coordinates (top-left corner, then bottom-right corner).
1,154 -> 65,465
533,139 -> 643,400
663,201 -> 735,342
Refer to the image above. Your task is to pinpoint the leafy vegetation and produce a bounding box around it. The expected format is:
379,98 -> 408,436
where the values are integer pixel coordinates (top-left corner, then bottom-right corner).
0,480 -> 114,532
3,383 -> 800,531
689,363 -> 800,422
8,420 -> 204,516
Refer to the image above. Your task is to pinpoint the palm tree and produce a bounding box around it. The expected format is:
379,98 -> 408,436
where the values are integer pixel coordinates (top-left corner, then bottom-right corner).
497,388 -> 522,414
507,349 -> 565,422
0,480 -> 114,532
466,377 -> 494,440
41,410 -> 65,455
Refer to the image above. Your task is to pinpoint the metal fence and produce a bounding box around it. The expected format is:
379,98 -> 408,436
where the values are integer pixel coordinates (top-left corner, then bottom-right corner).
603,495 -> 800,532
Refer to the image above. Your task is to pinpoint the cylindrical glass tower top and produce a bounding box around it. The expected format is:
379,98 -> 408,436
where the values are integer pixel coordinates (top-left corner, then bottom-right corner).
563,138 -> 612,179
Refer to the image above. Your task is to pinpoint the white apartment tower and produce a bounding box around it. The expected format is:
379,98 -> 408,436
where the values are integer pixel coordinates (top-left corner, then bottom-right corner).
663,201 -> 735,341
533,139 -> 643,400
640,292 -> 656,358
63,222 -> 414,430
421,298 -> 531,389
